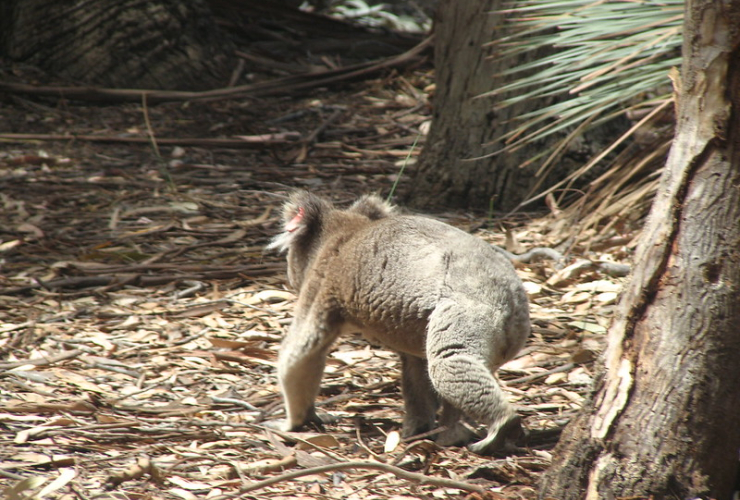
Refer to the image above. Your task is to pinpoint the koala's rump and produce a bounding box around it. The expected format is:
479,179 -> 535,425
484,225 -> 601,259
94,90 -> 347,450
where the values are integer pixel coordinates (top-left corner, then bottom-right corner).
327,216 -> 526,357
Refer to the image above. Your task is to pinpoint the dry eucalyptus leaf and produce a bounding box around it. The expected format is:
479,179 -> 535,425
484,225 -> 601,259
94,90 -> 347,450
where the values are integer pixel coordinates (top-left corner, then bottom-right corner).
384,430 -> 402,453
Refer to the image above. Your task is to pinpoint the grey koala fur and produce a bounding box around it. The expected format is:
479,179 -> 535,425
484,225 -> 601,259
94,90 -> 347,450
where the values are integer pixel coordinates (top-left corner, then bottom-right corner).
268,191 -> 531,454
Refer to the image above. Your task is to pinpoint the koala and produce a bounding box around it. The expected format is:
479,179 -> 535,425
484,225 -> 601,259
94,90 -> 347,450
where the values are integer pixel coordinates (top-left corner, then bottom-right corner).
267,191 -> 531,455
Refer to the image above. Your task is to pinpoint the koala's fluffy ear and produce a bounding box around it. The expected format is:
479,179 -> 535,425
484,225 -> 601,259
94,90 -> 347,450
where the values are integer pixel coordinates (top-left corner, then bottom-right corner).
348,194 -> 395,220
267,191 -> 332,253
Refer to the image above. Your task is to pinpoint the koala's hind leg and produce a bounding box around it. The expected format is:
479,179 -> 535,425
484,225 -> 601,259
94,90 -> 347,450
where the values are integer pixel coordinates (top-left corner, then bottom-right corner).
425,298 -> 526,455
435,401 -> 477,447
277,314 -> 340,431
399,353 -> 438,438
400,354 -> 477,446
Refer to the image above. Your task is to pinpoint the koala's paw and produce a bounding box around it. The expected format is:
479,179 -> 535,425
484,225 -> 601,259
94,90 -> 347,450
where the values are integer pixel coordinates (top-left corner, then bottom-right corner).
262,410 -> 337,433
261,419 -> 293,432
435,422 -> 477,447
303,406 -> 338,427
467,415 -> 524,456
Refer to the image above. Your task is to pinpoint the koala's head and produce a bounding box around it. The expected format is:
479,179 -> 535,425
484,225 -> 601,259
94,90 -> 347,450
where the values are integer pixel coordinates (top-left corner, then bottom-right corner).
268,191 -> 395,289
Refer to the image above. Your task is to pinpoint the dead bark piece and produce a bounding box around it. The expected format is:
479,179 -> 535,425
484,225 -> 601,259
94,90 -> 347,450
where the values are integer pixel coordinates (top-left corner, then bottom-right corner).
105,456 -> 162,489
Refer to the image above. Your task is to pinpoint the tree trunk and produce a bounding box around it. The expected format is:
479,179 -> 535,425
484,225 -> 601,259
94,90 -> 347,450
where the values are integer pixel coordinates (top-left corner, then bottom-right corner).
405,0 -> 624,211
1,0 -> 232,90
540,2 -> 740,499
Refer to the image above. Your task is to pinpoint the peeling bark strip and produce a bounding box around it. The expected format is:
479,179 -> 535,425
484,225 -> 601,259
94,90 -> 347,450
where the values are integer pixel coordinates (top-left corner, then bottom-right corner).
540,2 -> 740,499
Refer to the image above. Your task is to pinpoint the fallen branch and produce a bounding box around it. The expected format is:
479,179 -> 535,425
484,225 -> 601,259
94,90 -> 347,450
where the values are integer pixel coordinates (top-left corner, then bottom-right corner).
0,349 -> 82,370
3,264 -> 284,295
0,36 -> 432,104
71,262 -> 280,275
546,259 -> 630,287
4,400 -> 97,415
494,246 -> 566,268
212,460 -> 484,498
0,132 -> 301,148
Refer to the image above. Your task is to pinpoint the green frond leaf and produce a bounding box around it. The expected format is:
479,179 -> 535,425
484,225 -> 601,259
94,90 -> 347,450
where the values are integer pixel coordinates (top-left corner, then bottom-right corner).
488,0 -> 682,159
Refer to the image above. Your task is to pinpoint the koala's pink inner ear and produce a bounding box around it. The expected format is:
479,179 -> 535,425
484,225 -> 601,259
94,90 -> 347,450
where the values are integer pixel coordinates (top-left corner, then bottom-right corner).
286,207 -> 305,233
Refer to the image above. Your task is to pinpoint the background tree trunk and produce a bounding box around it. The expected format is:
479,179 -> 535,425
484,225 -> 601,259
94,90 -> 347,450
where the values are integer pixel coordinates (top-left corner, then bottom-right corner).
1,0 -> 232,90
405,0 -> 624,212
539,1 -> 740,499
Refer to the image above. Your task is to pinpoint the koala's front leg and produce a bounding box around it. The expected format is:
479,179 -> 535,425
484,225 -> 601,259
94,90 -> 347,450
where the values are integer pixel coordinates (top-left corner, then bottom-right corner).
276,313 -> 340,431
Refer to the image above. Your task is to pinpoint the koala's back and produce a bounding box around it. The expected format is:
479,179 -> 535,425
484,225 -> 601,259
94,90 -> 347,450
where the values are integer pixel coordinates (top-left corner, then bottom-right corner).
319,215 -> 528,354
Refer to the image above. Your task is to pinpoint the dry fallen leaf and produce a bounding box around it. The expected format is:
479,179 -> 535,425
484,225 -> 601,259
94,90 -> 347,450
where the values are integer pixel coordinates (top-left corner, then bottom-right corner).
296,433 -> 340,449
384,430 -> 402,453
0,62 -> 631,499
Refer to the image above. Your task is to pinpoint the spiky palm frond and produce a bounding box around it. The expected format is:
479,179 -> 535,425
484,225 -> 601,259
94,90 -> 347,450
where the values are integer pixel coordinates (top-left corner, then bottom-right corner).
487,0 -> 684,236
486,0 -> 683,153
487,0 -> 682,156
483,0 -> 683,247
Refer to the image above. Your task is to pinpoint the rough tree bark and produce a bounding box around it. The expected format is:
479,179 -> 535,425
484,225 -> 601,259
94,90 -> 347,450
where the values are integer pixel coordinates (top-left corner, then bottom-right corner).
540,1 -> 740,499
406,0 -> 536,211
0,0 -> 232,90
405,0 -> 624,211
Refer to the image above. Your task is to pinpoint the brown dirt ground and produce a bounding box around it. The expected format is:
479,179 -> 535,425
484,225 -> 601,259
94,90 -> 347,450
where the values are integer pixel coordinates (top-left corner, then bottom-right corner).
0,36 -> 637,500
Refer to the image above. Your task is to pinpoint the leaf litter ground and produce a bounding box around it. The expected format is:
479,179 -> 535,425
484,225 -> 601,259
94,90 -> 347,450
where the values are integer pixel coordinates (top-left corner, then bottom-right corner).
0,60 -> 638,500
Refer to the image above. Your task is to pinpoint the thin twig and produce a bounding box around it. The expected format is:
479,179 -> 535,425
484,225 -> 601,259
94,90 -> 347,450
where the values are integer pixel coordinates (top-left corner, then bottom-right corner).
305,108 -> 345,144
211,396 -> 260,411
141,93 -> 160,158
506,363 -> 576,385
